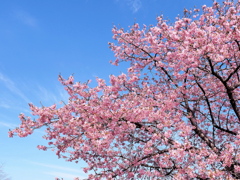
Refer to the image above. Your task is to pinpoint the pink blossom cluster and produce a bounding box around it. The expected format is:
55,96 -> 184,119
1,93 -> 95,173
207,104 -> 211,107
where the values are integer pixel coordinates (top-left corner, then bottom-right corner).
9,1 -> 240,179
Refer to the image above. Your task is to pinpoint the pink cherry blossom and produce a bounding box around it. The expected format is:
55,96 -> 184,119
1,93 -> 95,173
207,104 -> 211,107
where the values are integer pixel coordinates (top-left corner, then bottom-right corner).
9,1 -> 240,179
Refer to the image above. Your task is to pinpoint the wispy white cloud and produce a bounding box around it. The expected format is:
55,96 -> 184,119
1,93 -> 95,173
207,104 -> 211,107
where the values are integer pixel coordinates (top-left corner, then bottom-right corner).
30,161 -> 83,173
0,72 -> 30,102
37,85 -> 59,104
0,101 -> 10,109
45,171 -> 85,179
127,0 -> 142,13
0,72 -> 69,111
0,121 -> 17,129
36,84 -> 69,105
28,161 -> 87,179
58,86 -> 70,103
115,0 -> 142,13
14,10 -> 38,28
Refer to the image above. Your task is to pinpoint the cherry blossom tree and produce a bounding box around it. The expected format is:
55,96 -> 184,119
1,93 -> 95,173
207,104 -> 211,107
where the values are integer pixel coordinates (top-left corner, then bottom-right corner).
9,0 -> 240,179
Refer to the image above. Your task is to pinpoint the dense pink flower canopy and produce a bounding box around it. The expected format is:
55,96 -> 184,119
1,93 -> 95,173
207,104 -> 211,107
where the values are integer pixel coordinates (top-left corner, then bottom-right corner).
9,1 -> 240,179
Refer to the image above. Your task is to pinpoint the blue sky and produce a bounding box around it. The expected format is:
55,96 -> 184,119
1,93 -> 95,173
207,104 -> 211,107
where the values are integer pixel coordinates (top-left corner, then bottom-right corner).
0,0 -> 213,179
